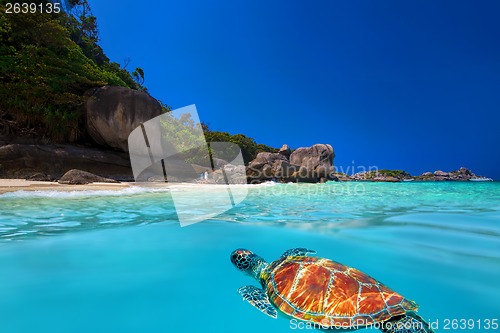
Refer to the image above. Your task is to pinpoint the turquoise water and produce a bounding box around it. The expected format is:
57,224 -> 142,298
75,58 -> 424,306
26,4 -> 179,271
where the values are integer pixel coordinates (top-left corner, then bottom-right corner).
0,182 -> 499,333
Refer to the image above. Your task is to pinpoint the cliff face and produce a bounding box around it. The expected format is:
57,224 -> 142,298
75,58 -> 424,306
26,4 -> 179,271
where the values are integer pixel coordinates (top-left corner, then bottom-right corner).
0,85 -> 161,180
0,143 -> 133,181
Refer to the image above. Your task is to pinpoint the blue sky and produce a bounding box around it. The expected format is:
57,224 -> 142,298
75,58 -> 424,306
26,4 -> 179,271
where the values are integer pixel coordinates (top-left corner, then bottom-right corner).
87,0 -> 500,179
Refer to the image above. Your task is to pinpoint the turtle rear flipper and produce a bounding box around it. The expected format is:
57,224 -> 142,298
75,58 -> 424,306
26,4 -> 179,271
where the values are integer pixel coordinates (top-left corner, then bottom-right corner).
238,285 -> 277,318
380,312 -> 434,333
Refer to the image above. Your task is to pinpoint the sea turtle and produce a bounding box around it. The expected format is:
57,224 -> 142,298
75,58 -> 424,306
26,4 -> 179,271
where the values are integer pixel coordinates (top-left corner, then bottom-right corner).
230,248 -> 434,333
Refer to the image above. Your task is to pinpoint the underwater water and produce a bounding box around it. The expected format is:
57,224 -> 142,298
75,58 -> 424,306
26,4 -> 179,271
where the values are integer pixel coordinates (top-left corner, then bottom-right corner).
0,182 -> 499,333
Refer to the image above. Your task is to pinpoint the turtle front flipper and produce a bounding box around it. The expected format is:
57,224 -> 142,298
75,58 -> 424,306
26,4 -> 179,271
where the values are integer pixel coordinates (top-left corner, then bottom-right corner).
380,312 -> 434,333
281,248 -> 316,257
237,285 -> 277,319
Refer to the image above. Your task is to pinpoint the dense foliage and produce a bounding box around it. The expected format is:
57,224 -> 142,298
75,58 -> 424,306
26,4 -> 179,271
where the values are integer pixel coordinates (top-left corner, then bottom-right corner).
0,0 -> 144,142
159,114 -> 276,164
367,169 -> 411,179
203,124 -> 277,163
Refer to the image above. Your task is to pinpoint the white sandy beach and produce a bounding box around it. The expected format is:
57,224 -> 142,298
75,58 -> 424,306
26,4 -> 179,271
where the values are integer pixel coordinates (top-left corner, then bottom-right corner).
0,179 -> 135,194
0,179 -> 246,195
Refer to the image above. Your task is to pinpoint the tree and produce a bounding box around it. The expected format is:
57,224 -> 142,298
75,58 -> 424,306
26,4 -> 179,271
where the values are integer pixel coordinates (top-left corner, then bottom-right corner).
132,67 -> 145,86
202,124 -> 277,163
0,0 -> 148,142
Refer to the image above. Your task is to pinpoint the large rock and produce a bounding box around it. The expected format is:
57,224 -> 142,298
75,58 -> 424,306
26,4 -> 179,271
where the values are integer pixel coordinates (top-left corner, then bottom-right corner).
59,169 -> 119,185
247,152 -> 290,182
434,170 -> 449,177
85,86 -> 163,152
289,144 -> 335,182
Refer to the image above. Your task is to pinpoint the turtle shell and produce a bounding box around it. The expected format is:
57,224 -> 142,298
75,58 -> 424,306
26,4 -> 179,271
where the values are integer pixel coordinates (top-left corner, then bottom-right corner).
263,256 -> 418,329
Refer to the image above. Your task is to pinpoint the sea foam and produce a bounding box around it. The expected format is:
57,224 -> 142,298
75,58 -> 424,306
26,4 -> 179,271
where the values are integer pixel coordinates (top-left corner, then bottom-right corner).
0,186 -> 170,199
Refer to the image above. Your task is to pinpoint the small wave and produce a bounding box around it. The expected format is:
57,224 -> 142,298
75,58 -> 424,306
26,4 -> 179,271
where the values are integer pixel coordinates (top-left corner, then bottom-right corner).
255,180 -> 278,186
0,186 -> 170,199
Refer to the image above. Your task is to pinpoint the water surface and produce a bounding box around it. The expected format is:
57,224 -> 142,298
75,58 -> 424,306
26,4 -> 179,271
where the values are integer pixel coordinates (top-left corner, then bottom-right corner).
0,182 -> 499,332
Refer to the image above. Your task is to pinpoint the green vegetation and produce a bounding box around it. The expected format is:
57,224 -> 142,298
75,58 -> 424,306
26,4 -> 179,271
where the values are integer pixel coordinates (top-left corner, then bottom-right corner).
159,112 -> 208,165
377,169 -> 410,178
0,0 -> 144,142
203,124 -> 277,163
333,172 -> 348,177
159,113 -> 276,164
365,169 -> 411,179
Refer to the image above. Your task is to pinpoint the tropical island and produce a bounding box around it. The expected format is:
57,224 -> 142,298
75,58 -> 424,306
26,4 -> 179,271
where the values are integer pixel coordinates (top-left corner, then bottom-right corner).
0,3 -> 498,331
0,1 -> 492,186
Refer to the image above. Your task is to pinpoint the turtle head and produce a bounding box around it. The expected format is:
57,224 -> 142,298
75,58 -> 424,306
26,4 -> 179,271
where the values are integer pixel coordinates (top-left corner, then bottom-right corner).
231,248 -> 268,280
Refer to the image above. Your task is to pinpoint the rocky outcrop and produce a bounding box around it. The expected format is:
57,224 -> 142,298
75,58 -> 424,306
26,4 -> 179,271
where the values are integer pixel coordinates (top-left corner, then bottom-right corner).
247,152 -> 292,181
211,164 -> 247,184
278,144 -> 291,157
0,85 -> 159,180
85,86 -> 163,152
415,167 -> 479,181
372,175 -> 400,182
0,143 -> 133,180
289,144 -> 335,182
59,169 -> 119,185
247,143 -> 335,183
342,167 -> 486,182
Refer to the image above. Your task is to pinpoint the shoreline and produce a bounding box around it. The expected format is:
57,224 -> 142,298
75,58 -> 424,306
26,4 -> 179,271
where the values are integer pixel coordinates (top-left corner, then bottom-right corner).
0,178 -> 496,195
0,179 -> 135,195
0,179 -> 259,195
